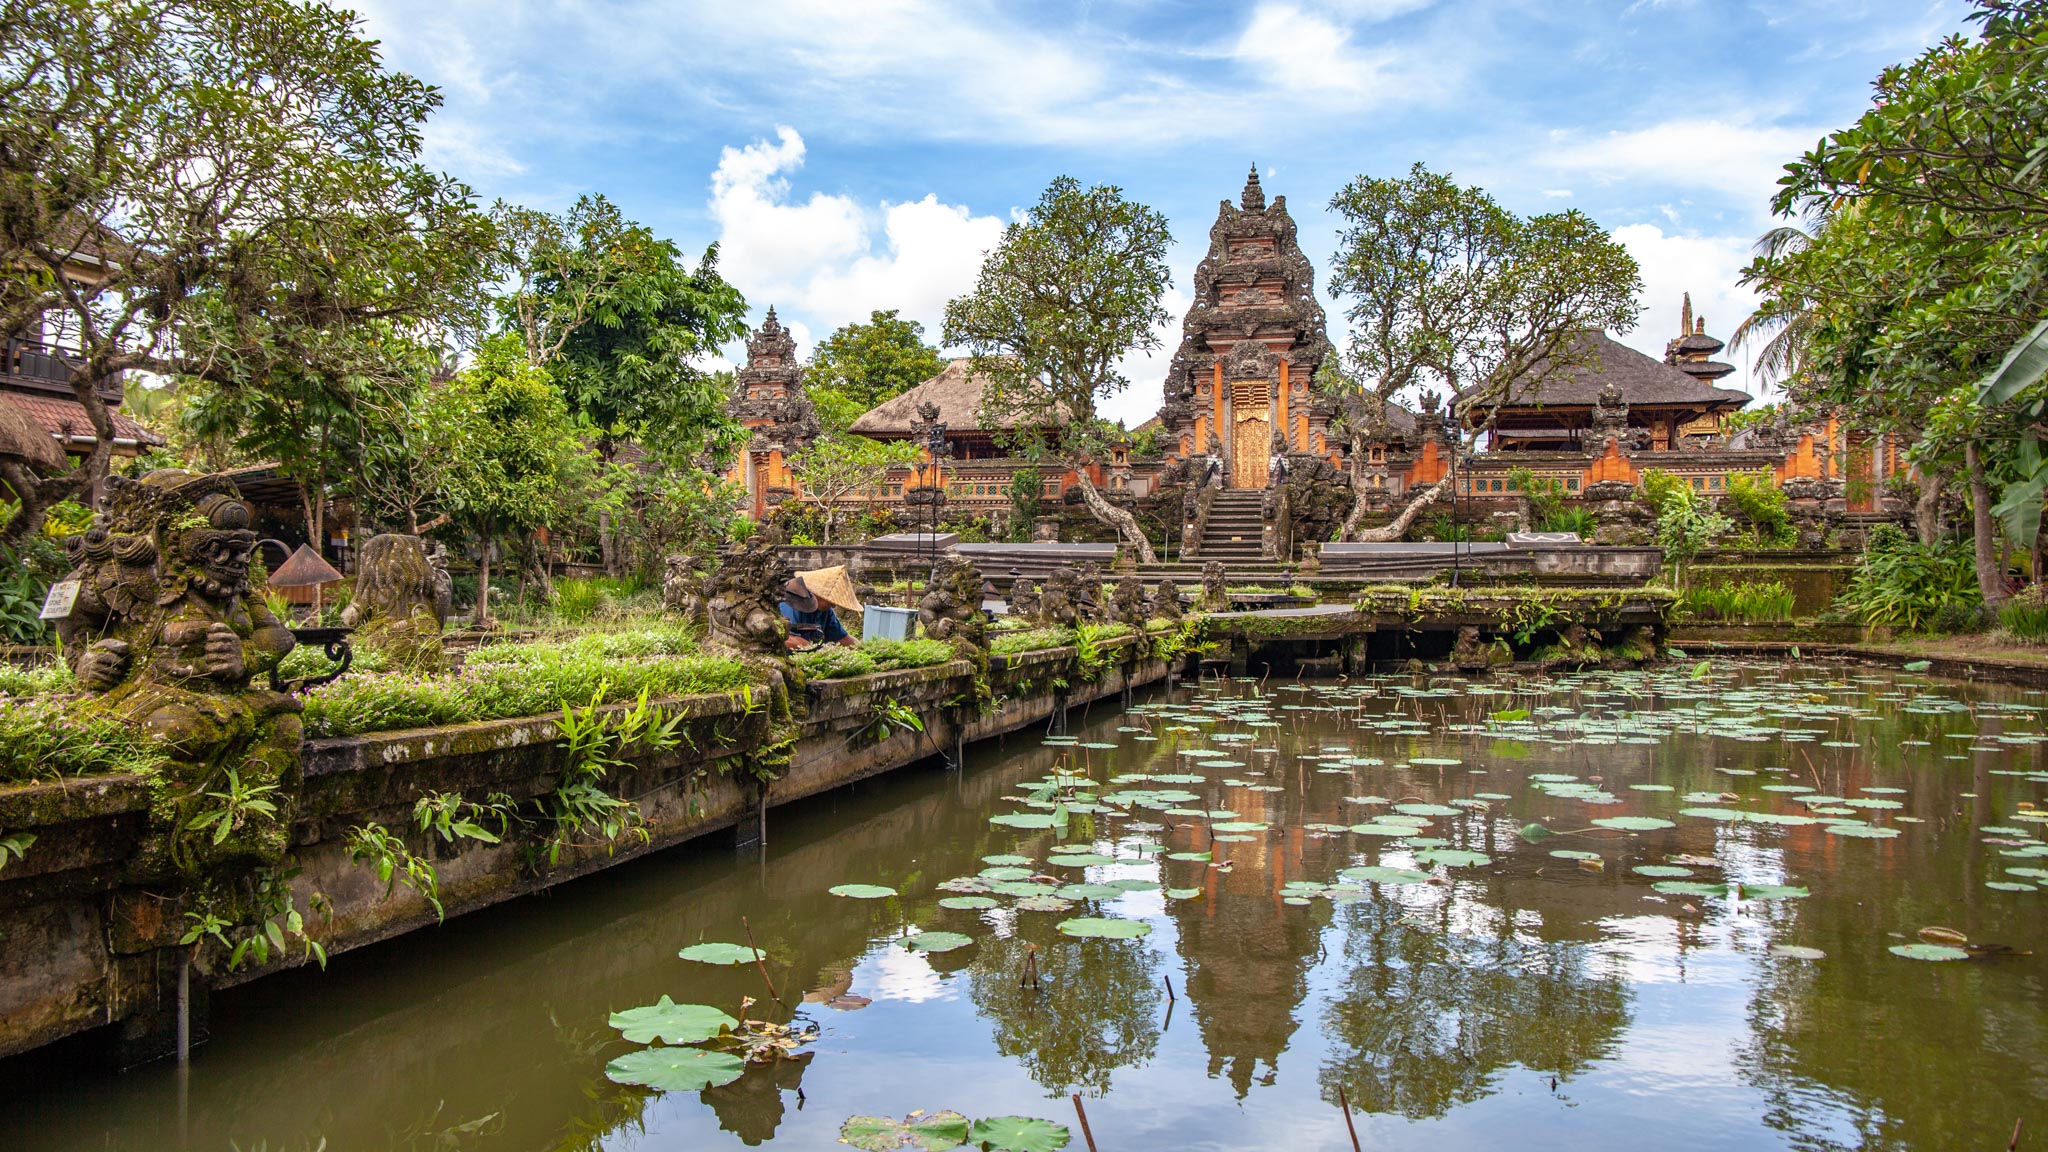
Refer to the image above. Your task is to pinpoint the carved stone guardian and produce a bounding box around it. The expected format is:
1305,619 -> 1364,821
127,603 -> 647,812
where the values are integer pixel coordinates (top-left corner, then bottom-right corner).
340,534 -> 448,673
918,553 -> 987,658
1195,561 -> 1230,613
1148,578 -> 1185,621
1007,577 -> 1041,622
705,534 -> 792,659
1036,568 -> 1084,628
663,553 -> 710,631
1108,576 -> 1149,627
54,469 -> 300,870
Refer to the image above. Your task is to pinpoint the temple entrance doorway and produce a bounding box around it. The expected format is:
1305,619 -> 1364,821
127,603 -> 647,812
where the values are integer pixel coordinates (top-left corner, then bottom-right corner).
1231,381 -> 1270,488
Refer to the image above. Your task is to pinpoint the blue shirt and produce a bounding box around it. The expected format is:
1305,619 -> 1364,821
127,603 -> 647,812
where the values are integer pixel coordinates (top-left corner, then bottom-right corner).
780,601 -> 849,644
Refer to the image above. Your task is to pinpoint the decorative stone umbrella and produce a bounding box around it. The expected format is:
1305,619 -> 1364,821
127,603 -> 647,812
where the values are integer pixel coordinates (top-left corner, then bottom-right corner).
0,399 -> 64,474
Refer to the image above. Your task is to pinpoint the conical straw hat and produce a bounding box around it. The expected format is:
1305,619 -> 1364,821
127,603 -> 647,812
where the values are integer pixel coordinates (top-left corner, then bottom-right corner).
796,565 -> 862,611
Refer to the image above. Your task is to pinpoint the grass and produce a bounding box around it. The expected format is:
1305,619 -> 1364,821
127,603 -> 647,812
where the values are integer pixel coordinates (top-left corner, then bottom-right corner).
301,625 -> 755,739
794,637 -> 957,680
0,696 -> 168,782
1999,590 -> 2048,643
989,622 -> 1135,657
0,659 -> 74,698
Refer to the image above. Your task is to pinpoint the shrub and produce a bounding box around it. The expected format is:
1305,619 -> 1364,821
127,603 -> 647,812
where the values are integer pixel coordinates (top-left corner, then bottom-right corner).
1724,471 -> 1794,546
793,636 -> 956,680
1999,587 -> 2048,643
0,659 -> 74,697
1837,524 -> 1980,631
1640,469 -> 1690,517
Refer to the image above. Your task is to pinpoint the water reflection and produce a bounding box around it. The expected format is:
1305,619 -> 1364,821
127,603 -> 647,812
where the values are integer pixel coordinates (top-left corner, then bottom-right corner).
4,662 -> 2046,1150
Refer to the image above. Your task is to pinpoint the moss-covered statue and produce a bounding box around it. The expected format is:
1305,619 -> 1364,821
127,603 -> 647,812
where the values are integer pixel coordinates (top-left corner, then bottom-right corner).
340,534 -> 447,673
55,469 -> 300,870
1036,568 -> 1085,628
918,553 -> 987,656
1195,561 -> 1229,613
1006,577 -> 1041,622
1148,578 -> 1184,622
1108,576 -> 1149,627
664,552 -> 710,631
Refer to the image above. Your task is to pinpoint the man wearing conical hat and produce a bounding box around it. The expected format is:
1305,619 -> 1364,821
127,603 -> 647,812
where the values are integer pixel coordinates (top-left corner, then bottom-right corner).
780,565 -> 860,650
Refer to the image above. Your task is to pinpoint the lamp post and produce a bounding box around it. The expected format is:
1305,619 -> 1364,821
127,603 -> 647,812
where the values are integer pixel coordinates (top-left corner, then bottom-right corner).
1443,396 -> 1463,589
907,400 -> 953,605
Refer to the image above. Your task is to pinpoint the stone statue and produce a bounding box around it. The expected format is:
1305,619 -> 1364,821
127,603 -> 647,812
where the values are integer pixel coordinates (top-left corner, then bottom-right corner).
917,553 -> 987,658
1072,562 -> 1107,622
1148,578 -> 1184,622
1006,577 -> 1041,622
705,534 -> 791,659
54,469 -> 300,870
663,553 -> 709,630
1036,568 -> 1084,628
1195,561 -> 1229,613
1108,575 -> 1149,627
341,534 -> 447,673
427,541 -> 454,624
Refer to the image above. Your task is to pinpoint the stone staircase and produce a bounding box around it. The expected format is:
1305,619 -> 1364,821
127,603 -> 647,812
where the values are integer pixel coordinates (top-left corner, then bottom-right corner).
1193,489 -> 1268,561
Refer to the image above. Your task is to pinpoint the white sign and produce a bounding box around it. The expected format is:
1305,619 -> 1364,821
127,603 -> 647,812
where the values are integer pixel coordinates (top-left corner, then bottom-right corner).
39,579 -> 81,620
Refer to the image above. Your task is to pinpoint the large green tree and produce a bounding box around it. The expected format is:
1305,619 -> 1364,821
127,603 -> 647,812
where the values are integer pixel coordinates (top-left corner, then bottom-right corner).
1748,1 -> 2048,602
1325,163 -> 1642,540
0,0 -> 492,542
942,176 -> 1172,561
803,308 -> 944,431
424,335 -> 579,626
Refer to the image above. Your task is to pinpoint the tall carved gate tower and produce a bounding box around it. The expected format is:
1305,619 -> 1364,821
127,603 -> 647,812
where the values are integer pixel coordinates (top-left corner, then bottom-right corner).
1156,166 -> 1337,490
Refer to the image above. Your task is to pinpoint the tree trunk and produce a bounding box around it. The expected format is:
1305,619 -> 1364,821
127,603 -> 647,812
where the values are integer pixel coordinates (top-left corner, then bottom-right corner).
1347,476 -> 1452,542
472,523 -> 494,627
1913,468 -> 1945,546
2033,515 -> 2045,593
1966,440 -> 2009,607
1068,462 -> 1156,564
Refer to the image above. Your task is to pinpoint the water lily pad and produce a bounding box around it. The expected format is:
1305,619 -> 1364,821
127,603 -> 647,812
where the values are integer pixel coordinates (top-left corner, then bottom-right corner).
902,931 -> 975,953
840,1111 -> 971,1151
1014,895 -> 1075,912
1632,865 -> 1693,877
1047,854 -> 1117,868
1889,942 -> 1969,961
980,867 -> 1037,881
991,880 -> 1057,897
1551,850 -> 1604,862
604,1045 -> 747,1091
1652,880 -> 1729,897
968,1116 -> 1072,1152
608,997 -> 736,1044
1738,884 -> 1810,900
939,896 -> 999,910
1592,816 -> 1676,832
830,884 -> 899,899
1770,944 -> 1826,960
1824,824 -> 1901,839
982,854 -> 1033,867
1394,803 -> 1461,817
1055,917 -> 1151,939
1107,878 -> 1161,892
1055,883 -> 1121,900
1413,848 -> 1491,868
677,943 -> 757,966
1986,880 -> 2039,892
1167,851 -> 1212,861
1340,865 -> 1430,884
990,813 -> 1061,829
1165,887 -> 1202,900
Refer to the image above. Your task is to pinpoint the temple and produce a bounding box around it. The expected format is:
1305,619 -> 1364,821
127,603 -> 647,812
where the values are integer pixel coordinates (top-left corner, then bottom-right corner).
729,167 -> 1914,549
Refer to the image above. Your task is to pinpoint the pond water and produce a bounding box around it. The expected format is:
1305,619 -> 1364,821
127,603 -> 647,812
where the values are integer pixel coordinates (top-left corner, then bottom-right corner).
7,659 -> 2048,1150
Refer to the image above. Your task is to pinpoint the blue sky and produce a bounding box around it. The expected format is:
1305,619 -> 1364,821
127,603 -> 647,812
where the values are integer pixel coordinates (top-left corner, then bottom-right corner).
349,0 -> 1969,424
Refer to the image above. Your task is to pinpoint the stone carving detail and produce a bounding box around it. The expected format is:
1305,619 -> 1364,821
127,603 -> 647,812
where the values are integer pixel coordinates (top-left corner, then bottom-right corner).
341,534 -> 448,673
55,469 -> 301,868
1148,578 -> 1184,622
918,552 -> 987,656
1108,576 -> 1149,627
1036,567 -> 1086,628
1006,577 -> 1041,622
705,534 -> 792,658
1584,479 -> 1653,546
663,553 -> 709,630
1195,561 -> 1229,613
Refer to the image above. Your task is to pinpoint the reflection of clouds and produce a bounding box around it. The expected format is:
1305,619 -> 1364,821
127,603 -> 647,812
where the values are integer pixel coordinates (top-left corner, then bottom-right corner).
861,938 -> 958,1005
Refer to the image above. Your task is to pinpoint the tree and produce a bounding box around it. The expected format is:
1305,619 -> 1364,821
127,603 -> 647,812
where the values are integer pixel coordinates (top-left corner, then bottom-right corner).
0,0 -> 492,541
786,433 -> 922,544
1325,163 -> 1642,540
942,177 -> 1172,561
1749,2 -> 2048,603
424,336 -> 578,626
804,309 -> 944,430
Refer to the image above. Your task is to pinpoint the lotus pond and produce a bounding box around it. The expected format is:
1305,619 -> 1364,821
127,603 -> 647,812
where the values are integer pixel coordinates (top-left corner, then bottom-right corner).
8,659 -> 2047,1150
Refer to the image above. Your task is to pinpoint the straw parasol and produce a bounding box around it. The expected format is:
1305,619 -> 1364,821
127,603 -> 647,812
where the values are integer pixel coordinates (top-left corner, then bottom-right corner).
0,398 -> 64,473
796,565 -> 862,611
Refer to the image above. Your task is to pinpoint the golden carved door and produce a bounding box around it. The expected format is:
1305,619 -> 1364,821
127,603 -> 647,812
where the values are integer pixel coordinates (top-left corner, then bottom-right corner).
1231,382 -> 1270,488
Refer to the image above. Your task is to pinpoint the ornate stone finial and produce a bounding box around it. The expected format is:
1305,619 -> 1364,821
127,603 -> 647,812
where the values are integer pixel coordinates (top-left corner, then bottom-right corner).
1241,164 -> 1266,212
1419,390 -> 1442,415
340,534 -> 448,673
1696,315 -> 1707,335
1680,292 -> 1693,338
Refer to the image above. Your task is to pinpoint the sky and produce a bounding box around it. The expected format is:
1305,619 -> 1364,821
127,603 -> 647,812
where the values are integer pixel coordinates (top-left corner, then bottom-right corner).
345,0 -> 1971,426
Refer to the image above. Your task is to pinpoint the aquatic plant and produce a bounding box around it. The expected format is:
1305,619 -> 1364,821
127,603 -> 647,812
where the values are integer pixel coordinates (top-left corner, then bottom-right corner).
1678,579 -> 1796,623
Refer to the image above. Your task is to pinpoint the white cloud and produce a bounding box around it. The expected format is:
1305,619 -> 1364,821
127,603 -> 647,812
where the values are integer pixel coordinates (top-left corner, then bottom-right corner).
1542,117 -> 1821,203
1232,4 -> 1409,102
708,127 -> 1005,354
1609,223 -> 1767,398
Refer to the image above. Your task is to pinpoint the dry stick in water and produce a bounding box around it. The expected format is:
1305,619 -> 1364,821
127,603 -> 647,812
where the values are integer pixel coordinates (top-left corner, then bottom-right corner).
1162,974 -> 1176,1003
1336,1085 -> 1363,1152
2010,1117 -> 2023,1152
1070,1094 -> 1100,1152
741,916 -> 781,1004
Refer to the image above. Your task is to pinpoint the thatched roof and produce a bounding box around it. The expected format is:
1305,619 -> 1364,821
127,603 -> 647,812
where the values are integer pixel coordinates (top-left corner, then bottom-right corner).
1482,332 -> 1751,412
849,358 -> 1057,436
0,395 -> 68,471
